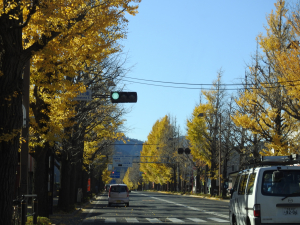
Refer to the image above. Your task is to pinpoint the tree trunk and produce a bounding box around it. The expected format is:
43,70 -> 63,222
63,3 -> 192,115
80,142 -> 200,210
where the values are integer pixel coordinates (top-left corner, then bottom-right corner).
74,133 -> 84,203
222,157 -> 228,197
69,163 -> 76,206
204,164 -> 208,194
82,170 -> 89,200
173,167 -> 176,191
0,137 -> 19,224
33,145 -> 50,217
0,11 -> 26,223
196,168 -> 200,194
75,157 -> 83,203
58,154 -> 71,211
210,161 -> 217,196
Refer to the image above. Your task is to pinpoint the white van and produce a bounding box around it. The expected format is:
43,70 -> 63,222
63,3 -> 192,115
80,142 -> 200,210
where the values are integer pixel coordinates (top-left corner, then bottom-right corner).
229,155 -> 300,225
108,184 -> 130,207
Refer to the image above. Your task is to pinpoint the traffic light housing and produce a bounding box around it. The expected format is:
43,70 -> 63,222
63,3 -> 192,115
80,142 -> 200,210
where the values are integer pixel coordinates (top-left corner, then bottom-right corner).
178,148 -> 191,154
178,148 -> 184,154
185,148 -> 191,154
110,92 -> 137,103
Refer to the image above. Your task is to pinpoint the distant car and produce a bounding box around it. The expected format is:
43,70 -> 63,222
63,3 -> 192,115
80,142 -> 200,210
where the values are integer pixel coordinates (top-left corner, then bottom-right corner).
108,184 -> 130,207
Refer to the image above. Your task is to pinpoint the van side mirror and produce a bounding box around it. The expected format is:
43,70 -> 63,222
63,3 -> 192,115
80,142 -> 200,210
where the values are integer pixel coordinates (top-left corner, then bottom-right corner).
230,188 -> 234,198
230,189 -> 234,195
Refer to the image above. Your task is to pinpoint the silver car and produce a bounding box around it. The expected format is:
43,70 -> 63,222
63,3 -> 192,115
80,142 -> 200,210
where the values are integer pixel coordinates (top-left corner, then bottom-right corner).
108,184 -> 130,207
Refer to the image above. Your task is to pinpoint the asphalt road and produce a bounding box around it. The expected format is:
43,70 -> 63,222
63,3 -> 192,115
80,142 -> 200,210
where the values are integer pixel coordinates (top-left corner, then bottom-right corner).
79,191 -> 230,225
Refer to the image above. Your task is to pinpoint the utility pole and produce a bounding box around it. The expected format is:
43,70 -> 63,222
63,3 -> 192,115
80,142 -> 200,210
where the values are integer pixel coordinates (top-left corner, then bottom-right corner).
20,59 -> 30,196
219,114 -> 221,196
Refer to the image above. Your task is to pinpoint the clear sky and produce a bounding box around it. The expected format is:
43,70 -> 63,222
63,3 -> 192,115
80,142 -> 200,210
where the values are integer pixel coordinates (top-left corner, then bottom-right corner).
118,0 -> 295,142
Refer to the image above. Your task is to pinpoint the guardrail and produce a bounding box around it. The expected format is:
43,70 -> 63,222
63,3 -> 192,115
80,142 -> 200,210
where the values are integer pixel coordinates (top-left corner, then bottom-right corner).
12,194 -> 38,225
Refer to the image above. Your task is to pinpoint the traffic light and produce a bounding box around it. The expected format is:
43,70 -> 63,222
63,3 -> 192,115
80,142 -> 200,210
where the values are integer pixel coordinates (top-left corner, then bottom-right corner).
178,148 -> 184,154
185,148 -> 191,154
110,92 -> 137,103
178,148 -> 191,154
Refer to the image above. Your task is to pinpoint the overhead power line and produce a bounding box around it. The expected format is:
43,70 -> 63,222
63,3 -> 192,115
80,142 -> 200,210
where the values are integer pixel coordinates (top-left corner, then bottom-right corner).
123,79 -> 243,91
125,76 -> 240,86
125,76 -> 300,86
123,76 -> 300,91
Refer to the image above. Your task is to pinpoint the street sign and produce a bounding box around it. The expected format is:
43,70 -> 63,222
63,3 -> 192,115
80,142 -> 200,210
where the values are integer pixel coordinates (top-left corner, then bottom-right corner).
108,164 -> 113,171
113,156 -> 132,167
73,90 -> 92,101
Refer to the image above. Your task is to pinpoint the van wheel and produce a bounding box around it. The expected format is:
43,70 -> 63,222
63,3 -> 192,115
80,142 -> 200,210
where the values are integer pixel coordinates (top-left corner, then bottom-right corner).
126,203 -> 129,207
246,218 -> 251,225
232,215 -> 237,225
108,203 -> 111,207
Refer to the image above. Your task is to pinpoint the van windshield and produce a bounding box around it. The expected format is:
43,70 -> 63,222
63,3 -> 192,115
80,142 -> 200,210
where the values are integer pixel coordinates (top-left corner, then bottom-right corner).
262,170 -> 300,196
110,186 -> 127,192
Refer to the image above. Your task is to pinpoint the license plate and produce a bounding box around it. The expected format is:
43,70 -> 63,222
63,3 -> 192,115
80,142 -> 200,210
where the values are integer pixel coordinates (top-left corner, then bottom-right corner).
116,200 -> 121,203
283,208 -> 298,215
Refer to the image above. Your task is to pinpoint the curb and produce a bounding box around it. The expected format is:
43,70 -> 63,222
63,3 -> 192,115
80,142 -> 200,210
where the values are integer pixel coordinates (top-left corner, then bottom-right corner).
145,190 -> 230,202
50,195 -> 99,225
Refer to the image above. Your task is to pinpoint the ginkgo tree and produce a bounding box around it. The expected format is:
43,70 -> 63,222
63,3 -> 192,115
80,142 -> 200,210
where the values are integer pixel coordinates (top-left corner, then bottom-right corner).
270,1 -> 300,127
232,0 -> 300,156
186,72 -> 227,195
41,53 -> 130,213
0,0 -> 141,222
140,116 -> 175,189
123,163 -> 140,190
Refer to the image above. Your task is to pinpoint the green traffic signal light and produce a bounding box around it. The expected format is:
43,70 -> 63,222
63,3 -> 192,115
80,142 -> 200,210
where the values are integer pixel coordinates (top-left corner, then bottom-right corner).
110,92 -> 137,103
111,92 -> 120,100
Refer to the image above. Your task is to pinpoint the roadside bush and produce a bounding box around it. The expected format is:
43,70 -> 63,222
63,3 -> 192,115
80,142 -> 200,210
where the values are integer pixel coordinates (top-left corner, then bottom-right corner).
25,216 -> 51,225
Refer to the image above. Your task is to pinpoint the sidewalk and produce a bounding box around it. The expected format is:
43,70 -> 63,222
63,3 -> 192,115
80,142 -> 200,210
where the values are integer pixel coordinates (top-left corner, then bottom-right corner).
49,197 -> 95,225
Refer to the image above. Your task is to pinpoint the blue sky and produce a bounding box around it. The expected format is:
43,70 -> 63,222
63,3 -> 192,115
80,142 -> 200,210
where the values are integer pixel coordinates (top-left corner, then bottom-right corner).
118,0 -> 294,142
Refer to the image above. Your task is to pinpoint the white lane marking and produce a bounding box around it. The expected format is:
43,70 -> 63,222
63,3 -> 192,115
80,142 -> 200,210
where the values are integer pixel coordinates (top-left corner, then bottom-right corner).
146,218 -> 162,223
105,218 -> 116,223
203,210 -> 228,219
167,218 -> 185,223
187,218 -> 207,222
82,217 -> 95,223
80,196 -> 105,224
136,193 -> 228,219
125,218 -> 139,223
187,207 -> 199,210
208,217 -> 230,222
